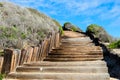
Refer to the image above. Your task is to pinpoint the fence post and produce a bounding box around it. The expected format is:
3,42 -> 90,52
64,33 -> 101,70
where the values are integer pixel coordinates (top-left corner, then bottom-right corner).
31,47 -> 39,62
1,49 -> 21,73
0,57 -> 3,73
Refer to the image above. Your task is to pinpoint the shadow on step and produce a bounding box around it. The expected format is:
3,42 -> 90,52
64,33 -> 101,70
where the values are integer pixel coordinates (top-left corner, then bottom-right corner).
100,44 -> 120,79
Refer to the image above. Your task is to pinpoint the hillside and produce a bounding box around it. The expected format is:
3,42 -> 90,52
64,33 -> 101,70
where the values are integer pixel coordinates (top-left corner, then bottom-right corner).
0,2 -> 60,49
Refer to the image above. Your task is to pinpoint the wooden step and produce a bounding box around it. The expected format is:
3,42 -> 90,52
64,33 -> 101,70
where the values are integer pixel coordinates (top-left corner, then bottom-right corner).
54,46 -> 101,50
61,37 -> 91,42
16,66 -> 108,73
61,41 -> 93,45
60,43 -> 95,47
44,57 -> 103,61
23,61 -> 107,67
49,51 -> 103,55
52,49 -> 102,53
47,54 -> 103,58
7,72 -> 110,80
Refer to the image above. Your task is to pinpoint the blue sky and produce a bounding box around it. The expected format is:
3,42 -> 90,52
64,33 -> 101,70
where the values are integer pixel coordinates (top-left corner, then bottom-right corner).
2,0 -> 120,38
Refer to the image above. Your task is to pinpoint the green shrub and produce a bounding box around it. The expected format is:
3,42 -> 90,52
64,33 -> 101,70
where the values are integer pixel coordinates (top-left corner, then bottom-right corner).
0,26 -> 18,40
0,50 -> 4,56
108,40 -> 120,49
59,26 -> 64,35
86,24 -> 112,42
37,32 -> 45,38
0,74 -> 5,80
21,33 -> 27,39
71,26 -> 78,32
86,24 -> 102,35
63,22 -> 82,32
0,2 -> 3,7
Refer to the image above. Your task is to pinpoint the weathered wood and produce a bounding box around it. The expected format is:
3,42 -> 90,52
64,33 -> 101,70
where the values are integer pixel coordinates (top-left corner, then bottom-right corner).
52,32 -> 56,49
38,40 -> 46,61
19,49 -> 27,65
42,39 -> 49,60
0,57 -> 3,73
24,47 -> 34,63
10,49 -> 21,72
36,45 -> 42,61
2,49 -> 21,73
55,33 -> 60,48
2,49 -> 13,73
31,47 -> 39,62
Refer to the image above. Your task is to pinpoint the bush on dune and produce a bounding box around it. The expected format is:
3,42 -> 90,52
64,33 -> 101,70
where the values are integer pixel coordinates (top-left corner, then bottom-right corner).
86,24 -> 113,42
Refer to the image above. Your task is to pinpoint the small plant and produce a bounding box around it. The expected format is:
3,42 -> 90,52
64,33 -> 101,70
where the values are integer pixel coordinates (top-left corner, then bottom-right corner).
0,50 -> 4,56
108,40 -> 120,49
71,26 -> 78,32
0,26 -> 18,40
21,33 -> 27,39
0,74 -> 5,80
37,32 -> 45,38
86,24 -> 102,35
0,2 -> 3,7
59,26 -> 64,35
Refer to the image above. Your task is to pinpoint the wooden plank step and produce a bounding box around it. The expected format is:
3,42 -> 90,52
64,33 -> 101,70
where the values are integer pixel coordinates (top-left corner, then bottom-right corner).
23,61 -> 107,67
16,66 -> 108,73
60,43 -> 95,46
61,38 -> 91,42
49,52 -> 103,55
52,49 -> 102,52
54,46 -> 101,50
7,72 -> 110,80
61,41 -> 93,44
44,57 -> 103,61
47,54 -> 103,58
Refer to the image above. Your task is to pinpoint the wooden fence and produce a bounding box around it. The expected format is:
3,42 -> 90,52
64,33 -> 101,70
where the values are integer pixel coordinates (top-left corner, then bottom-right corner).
0,32 -> 60,74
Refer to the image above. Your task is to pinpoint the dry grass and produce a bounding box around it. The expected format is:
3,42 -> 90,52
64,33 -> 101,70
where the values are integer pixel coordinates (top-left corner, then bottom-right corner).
0,2 -> 59,49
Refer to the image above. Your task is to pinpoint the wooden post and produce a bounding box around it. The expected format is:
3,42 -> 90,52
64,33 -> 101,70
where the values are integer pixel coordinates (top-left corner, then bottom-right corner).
25,47 -> 34,63
31,47 -> 39,62
10,49 -> 21,72
56,33 -> 60,48
1,49 -> 21,73
19,49 -> 27,65
36,45 -> 42,61
0,57 -> 3,73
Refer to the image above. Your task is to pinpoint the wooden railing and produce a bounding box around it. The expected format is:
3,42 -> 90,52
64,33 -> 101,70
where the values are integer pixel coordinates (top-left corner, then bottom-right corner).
0,32 -> 60,74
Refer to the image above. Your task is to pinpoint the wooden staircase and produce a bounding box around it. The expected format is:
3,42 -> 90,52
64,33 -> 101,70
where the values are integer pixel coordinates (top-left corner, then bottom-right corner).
4,31 -> 110,80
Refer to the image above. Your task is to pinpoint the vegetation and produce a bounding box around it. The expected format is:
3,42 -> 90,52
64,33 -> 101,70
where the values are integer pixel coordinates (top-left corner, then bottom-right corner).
0,2 -> 3,7
63,22 -> 82,32
86,24 -> 113,42
0,26 -> 18,40
0,2 -> 59,49
108,40 -> 120,49
71,26 -> 79,32
0,50 -> 4,56
0,74 -> 5,80
59,26 -> 64,35
86,24 -> 102,35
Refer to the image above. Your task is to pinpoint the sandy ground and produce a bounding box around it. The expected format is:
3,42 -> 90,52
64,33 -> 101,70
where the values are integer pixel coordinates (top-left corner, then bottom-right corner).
63,31 -> 86,38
